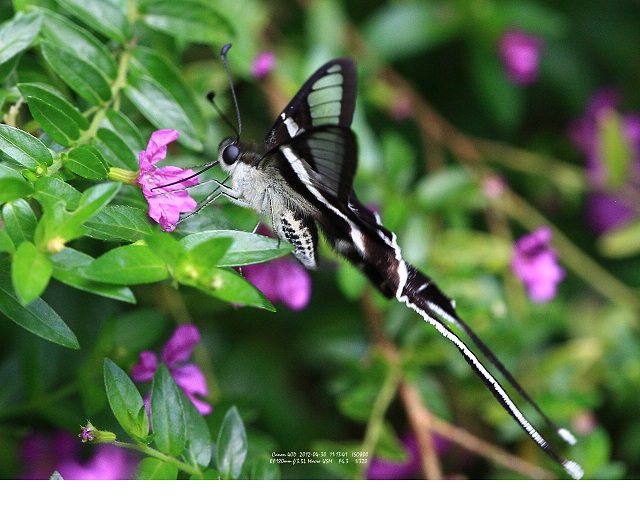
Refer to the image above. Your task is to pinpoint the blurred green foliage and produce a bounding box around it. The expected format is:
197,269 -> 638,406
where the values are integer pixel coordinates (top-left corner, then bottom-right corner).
0,0 -> 639,480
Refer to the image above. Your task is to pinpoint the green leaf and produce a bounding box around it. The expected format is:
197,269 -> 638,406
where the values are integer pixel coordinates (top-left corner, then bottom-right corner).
186,236 -> 233,268
65,145 -> 109,180
33,177 -> 81,214
18,85 -> 84,146
131,46 -> 206,135
0,124 -> 53,169
95,110 -> 144,170
83,244 -> 169,285
216,406 -> 247,479
180,388 -> 213,469
180,230 -> 293,266
55,0 -> 130,43
139,0 -> 232,45
600,111 -> 632,190
136,457 -> 178,480
0,11 -> 42,64
0,164 -> 32,203
431,230 -> 511,272
145,233 -> 186,267
124,73 -> 202,151
374,422 -> 409,462
2,199 -> 37,245
150,363 -> 186,457
44,182 -> 121,243
182,266 -> 274,311
415,166 -> 476,210
40,42 -> 112,105
363,2 -> 462,60
597,219 -> 640,258
103,110 -> 145,154
0,272 -> 79,349
95,128 -> 138,170
103,358 -> 149,439
18,83 -> 89,128
39,9 -> 118,79
51,248 -> 135,303
11,241 -> 52,304
83,205 -> 156,242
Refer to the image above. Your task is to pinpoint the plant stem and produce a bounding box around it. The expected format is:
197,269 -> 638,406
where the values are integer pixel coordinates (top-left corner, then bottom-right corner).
113,440 -> 203,477
357,353 -> 404,479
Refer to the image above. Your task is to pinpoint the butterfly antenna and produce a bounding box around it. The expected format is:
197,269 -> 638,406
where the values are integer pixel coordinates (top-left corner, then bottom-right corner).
151,160 -> 219,191
206,91 -> 239,138
220,43 -> 242,139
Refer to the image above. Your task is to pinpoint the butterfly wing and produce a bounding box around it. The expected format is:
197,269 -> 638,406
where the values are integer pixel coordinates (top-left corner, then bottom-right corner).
264,57 -> 357,147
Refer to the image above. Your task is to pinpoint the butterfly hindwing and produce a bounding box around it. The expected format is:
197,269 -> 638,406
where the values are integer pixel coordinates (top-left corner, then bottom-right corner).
274,208 -> 319,270
264,58 -> 357,147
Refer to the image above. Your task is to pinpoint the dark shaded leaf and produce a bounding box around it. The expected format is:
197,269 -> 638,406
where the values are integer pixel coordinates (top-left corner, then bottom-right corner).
124,73 -> 202,151
51,248 -> 136,303
40,42 -> 112,105
39,8 -> 118,78
0,272 -> 79,349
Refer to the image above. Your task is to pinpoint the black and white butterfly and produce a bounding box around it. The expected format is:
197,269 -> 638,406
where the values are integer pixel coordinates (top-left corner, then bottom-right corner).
197,44 -> 582,479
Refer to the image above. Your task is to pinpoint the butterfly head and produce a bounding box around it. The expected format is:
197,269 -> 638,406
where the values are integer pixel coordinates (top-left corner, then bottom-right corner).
218,136 -> 240,170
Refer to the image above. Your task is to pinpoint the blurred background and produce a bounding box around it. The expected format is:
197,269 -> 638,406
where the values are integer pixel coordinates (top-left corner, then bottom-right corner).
1,0 -> 640,479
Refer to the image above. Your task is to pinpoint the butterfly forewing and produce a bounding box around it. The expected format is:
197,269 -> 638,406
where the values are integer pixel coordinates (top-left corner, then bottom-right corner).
275,126 -> 358,205
264,58 -> 357,146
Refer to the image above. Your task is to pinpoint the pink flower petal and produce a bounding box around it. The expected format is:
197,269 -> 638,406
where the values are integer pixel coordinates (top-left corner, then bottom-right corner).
498,30 -> 544,85
511,226 -> 565,303
171,363 -> 208,397
142,129 -> 179,165
184,392 -> 213,415
131,351 -> 159,382
161,324 -> 201,366
275,260 -> 312,311
138,130 -> 199,231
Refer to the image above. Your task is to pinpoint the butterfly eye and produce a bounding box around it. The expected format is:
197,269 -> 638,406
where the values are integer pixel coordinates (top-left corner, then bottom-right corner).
222,144 -> 239,165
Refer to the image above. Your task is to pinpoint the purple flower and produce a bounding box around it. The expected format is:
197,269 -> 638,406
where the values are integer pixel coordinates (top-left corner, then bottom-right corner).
20,431 -> 136,480
242,225 -> 312,310
131,324 -> 212,416
367,433 -> 449,480
498,30 -> 544,85
567,88 -> 640,233
511,226 -> 565,303
138,129 -> 198,232
250,51 -> 276,79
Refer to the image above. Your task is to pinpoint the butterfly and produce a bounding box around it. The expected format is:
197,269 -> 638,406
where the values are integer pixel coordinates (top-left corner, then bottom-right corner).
195,44 -> 583,479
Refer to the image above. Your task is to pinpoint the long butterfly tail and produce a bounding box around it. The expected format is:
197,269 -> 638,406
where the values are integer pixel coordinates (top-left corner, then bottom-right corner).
334,197 -> 583,479
398,264 -> 583,480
